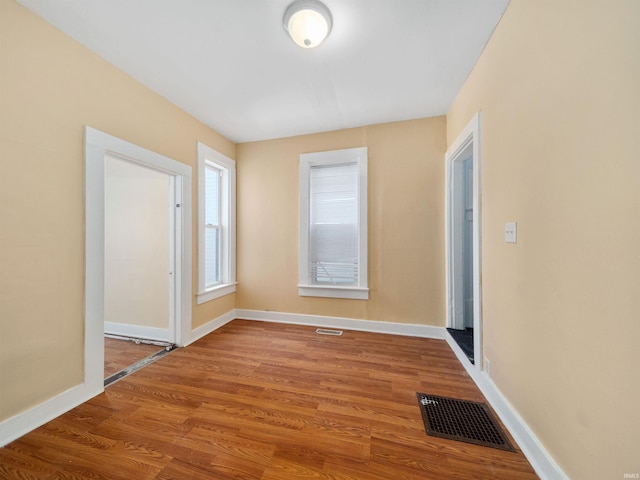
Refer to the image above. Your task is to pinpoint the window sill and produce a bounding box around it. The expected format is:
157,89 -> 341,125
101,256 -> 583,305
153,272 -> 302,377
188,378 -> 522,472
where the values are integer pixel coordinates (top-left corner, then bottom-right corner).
298,285 -> 369,300
196,282 -> 237,304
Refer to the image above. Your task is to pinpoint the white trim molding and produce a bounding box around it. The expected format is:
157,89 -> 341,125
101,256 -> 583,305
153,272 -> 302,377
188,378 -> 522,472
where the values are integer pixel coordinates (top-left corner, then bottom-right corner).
196,282 -> 238,305
446,333 -> 568,480
235,309 -> 445,339
188,310 -> 237,345
297,285 -> 369,300
104,322 -> 172,343
0,382 -> 101,447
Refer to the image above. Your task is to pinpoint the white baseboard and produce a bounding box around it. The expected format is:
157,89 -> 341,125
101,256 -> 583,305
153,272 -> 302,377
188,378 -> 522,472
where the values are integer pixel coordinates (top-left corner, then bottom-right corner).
234,309 -> 446,339
0,381 -> 102,447
445,333 -> 568,480
187,309 -> 236,345
104,322 -> 170,342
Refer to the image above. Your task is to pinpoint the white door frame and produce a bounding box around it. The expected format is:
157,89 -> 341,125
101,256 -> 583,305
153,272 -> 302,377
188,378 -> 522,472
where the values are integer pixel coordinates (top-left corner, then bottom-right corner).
85,127 -> 192,393
445,112 -> 482,368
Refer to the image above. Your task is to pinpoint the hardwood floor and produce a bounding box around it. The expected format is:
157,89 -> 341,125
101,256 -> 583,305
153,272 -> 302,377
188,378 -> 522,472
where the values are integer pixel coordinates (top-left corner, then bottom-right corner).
104,337 -> 165,378
0,320 -> 538,479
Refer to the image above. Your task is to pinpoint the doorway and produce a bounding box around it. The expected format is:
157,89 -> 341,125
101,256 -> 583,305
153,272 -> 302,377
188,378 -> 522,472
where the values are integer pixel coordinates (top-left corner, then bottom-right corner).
85,127 -> 192,395
103,155 -> 176,383
446,113 -> 482,368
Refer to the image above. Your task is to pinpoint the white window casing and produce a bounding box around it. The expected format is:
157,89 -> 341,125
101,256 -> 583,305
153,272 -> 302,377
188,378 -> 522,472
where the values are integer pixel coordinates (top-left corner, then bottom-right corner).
197,142 -> 236,303
299,147 -> 368,300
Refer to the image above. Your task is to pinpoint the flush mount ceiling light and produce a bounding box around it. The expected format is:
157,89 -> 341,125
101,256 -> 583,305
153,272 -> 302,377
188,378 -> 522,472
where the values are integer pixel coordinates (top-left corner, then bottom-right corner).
283,0 -> 332,49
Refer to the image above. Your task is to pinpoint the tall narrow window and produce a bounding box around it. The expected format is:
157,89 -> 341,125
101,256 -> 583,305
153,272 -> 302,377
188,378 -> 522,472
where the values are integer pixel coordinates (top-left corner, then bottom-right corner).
204,164 -> 221,286
197,142 -> 236,304
299,147 -> 368,299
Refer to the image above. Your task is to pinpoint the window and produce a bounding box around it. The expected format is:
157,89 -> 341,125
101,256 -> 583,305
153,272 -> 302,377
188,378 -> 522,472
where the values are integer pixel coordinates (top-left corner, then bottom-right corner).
197,142 -> 236,303
299,147 -> 368,299
204,163 -> 221,286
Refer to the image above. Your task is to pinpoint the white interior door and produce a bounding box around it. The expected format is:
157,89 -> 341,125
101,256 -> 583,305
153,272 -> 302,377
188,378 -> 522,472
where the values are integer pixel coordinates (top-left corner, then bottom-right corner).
104,155 -> 175,343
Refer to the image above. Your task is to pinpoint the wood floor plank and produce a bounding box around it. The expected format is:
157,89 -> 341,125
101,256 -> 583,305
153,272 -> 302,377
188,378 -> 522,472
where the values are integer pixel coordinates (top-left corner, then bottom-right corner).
0,444 -> 58,480
156,458 -> 232,480
0,319 -> 538,479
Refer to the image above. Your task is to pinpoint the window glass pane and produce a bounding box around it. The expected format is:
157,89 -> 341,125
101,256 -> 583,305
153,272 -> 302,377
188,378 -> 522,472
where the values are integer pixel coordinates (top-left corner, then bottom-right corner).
309,163 -> 358,286
205,166 -> 219,226
205,227 -> 220,286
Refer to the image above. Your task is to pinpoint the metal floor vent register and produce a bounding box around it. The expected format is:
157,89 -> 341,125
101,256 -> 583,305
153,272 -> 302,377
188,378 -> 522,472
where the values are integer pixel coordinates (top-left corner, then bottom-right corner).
315,328 -> 343,336
416,393 -> 515,452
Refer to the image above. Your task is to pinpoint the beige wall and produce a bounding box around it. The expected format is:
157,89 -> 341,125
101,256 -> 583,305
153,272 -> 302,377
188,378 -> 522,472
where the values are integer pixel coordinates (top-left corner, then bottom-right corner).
236,118 -> 446,325
0,0 -> 235,420
447,0 -> 640,478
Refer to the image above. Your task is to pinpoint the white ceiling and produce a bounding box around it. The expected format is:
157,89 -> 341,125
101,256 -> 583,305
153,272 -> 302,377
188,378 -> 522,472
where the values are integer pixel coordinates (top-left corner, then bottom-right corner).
16,0 -> 509,143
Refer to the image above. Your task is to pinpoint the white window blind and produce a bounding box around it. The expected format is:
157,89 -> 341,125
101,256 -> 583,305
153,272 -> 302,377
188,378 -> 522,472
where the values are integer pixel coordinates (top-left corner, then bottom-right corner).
204,164 -> 221,287
309,162 -> 359,286
299,146 -> 367,300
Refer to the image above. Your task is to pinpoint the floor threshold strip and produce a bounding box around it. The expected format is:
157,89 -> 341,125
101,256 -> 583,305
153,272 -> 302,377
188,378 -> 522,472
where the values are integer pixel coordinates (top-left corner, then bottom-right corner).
105,333 -> 173,348
104,345 -> 176,387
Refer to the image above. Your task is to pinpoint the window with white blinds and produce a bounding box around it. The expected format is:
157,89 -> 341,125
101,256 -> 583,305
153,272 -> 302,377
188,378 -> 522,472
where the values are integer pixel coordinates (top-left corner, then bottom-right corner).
197,142 -> 236,304
299,147 -> 368,300
310,162 -> 358,286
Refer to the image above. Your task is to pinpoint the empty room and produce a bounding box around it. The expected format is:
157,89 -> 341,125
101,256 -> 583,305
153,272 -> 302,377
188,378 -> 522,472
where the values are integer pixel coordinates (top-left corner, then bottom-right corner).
0,0 -> 638,479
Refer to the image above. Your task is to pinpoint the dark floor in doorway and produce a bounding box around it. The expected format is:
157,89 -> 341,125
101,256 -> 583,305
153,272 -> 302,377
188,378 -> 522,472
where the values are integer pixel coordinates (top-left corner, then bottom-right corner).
447,328 -> 474,364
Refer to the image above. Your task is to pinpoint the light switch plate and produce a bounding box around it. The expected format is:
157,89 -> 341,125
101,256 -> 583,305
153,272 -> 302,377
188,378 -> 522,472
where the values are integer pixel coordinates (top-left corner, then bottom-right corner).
505,222 -> 517,243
